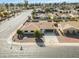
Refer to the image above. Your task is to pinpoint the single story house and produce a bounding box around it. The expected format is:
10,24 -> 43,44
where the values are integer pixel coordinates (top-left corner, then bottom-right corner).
21,21 -> 56,36
61,24 -> 79,34
34,13 -> 49,20
59,10 -> 71,14
55,14 -> 71,20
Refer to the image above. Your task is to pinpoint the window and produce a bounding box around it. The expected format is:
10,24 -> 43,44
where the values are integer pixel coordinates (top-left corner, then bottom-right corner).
25,31 -> 28,32
31,31 -> 34,32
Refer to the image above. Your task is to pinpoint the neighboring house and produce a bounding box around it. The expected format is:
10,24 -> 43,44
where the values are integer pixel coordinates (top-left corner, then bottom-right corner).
35,8 -> 45,14
60,24 -> 79,34
33,8 -> 49,20
63,27 -> 79,34
58,10 -> 71,14
71,10 -> 78,15
48,13 -> 55,19
69,14 -> 79,18
34,13 -> 49,20
55,14 -> 71,20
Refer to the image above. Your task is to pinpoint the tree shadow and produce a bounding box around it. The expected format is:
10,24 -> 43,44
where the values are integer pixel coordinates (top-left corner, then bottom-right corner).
35,38 -> 46,47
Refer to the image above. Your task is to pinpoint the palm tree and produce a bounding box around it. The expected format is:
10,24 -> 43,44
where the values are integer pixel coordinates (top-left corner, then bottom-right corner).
17,30 -> 23,40
34,30 -> 43,39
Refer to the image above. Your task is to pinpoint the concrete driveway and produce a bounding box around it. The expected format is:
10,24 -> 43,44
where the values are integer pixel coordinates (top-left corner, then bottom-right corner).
43,32 -> 59,46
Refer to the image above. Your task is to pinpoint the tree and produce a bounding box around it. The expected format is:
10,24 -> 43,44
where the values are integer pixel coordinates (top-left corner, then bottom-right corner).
5,3 -> 9,10
0,12 -> 4,17
0,12 -> 4,21
32,9 -> 36,19
24,0 -> 28,8
16,3 -> 23,8
34,30 -> 43,39
3,12 -> 9,17
17,30 -> 24,50
32,11 -> 35,15
28,16 -> 31,20
17,30 -> 23,40
54,23 -> 58,27
45,8 -> 51,13
10,3 -> 14,7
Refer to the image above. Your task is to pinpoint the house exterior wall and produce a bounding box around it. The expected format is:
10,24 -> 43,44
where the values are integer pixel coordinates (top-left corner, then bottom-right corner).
23,29 -> 55,36
64,29 -> 78,34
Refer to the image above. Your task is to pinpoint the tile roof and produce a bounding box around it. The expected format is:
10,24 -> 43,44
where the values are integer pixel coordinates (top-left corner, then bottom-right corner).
21,21 -> 55,31
59,21 -> 79,30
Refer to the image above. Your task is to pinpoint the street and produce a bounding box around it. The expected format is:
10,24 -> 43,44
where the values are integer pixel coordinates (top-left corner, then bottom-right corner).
0,10 -> 32,40
0,45 -> 79,58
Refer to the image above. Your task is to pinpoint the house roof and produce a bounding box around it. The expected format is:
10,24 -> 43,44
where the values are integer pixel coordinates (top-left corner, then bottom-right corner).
63,24 -> 74,30
60,23 -> 79,30
21,22 -> 40,31
36,13 -> 48,18
21,21 -> 55,31
39,21 -> 54,29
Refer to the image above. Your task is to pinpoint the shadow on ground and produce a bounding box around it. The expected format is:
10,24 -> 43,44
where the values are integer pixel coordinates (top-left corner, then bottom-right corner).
35,38 -> 45,47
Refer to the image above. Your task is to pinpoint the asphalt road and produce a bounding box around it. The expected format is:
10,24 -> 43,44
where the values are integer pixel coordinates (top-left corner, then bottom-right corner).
0,45 -> 79,58
0,10 -> 32,40
0,10 -> 79,58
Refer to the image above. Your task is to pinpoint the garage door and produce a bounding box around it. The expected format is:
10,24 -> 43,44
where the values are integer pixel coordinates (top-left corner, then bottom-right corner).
44,29 -> 53,33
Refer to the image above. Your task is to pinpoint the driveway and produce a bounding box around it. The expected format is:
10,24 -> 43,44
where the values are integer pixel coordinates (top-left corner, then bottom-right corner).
43,32 -> 59,46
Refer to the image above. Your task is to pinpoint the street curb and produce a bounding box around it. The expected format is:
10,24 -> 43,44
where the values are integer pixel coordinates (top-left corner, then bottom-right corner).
11,42 -> 79,46
12,42 -> 37,46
